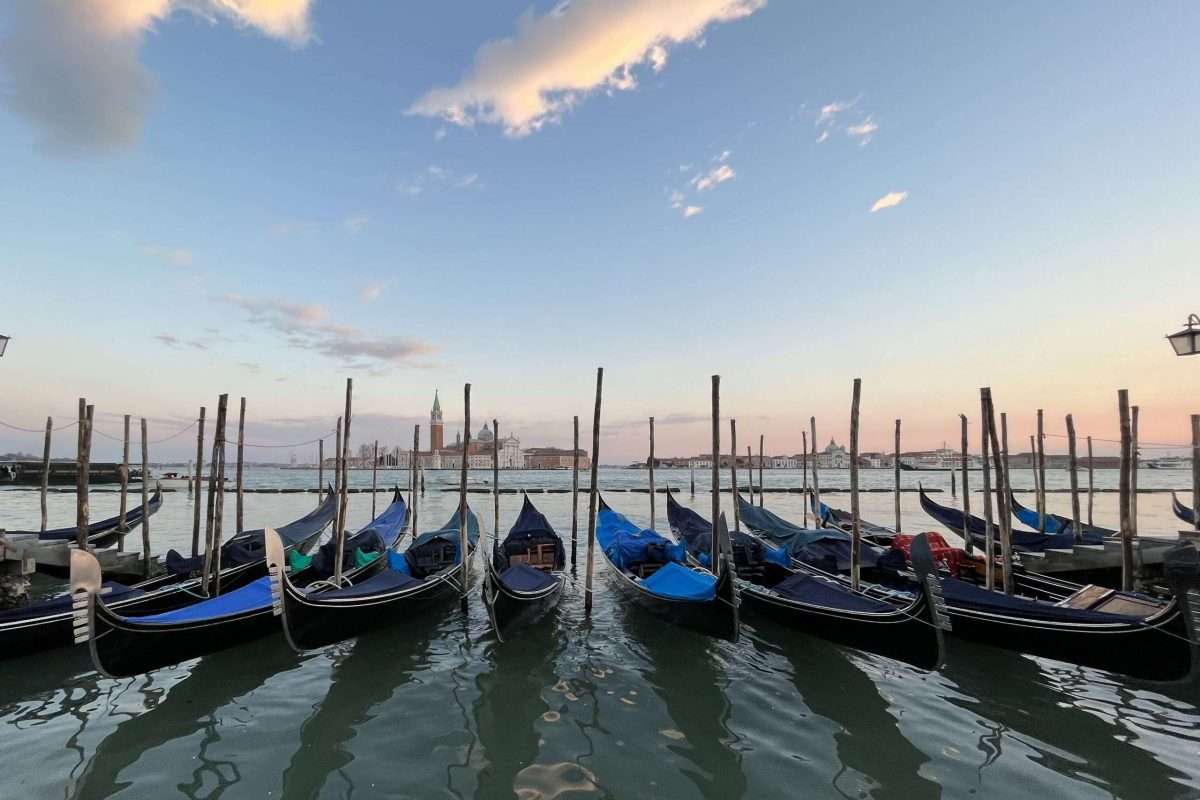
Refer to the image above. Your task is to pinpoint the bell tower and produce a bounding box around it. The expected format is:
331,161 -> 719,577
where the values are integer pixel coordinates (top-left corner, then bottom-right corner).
430,390 -> 444,451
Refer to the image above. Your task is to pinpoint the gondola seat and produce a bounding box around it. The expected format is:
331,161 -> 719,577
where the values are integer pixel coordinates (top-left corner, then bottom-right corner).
499,563 -> 557,592
317,569 -> 419,599
509,543 -> 558,571
771,573 -> 895,613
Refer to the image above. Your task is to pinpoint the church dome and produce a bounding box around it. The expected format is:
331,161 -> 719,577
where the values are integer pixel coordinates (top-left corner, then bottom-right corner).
478,423 -> 494,442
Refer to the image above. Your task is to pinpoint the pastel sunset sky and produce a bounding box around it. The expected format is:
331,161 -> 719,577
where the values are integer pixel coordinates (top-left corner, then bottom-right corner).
1,1 -> 1197,462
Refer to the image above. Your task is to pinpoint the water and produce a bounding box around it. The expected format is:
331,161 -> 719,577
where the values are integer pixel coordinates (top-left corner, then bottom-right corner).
2,468 -> 1199,799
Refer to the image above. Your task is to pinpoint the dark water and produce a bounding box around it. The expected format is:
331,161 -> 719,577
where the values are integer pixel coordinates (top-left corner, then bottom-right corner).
3,470 -> 1200,799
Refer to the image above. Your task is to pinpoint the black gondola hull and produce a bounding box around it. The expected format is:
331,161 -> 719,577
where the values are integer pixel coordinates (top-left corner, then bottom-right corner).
279,567 -> 472,651
482,567 -> 564,640
603,560 -> 739,641
739,583 -> 944,671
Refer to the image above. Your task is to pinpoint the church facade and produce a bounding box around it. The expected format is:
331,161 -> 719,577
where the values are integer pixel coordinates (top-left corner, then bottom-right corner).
403,391 -> 522,469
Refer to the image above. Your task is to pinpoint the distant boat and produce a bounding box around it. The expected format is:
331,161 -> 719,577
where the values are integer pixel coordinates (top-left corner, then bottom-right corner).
1147,457 -> 1192,469
4,487 -> 163,548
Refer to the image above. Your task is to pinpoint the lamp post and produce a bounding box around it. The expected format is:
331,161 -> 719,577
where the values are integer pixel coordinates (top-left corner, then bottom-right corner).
1167,314 -> 1200,357
0,335 -> 9,357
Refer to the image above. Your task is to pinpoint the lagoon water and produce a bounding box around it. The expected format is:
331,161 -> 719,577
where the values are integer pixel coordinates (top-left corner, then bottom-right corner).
2,467 -> 1199,799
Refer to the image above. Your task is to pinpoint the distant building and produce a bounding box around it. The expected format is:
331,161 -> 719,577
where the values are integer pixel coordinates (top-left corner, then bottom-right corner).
523,447 -> 590,470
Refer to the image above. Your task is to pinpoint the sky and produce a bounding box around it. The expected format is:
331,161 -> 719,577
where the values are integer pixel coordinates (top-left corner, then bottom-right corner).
1,0 -> 1198,464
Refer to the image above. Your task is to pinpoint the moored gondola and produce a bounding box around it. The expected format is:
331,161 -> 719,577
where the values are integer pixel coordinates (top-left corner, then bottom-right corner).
482,494 -> 566,641
6,487 -> 164,548
1174,493 -> 1196,526
665,491 -> 949,670
1,490 -> 337,659
596,495 -> 738,641
749,496 -> 1200,682
1007,492 -> 1115,540
70,489 -> 406,677
268,501 -> 481,652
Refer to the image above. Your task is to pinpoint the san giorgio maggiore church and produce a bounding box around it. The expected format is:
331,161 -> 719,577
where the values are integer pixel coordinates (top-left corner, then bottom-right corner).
403,391 -> 523,470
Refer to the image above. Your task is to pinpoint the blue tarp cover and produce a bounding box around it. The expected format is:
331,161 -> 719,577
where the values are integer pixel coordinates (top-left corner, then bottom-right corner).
318,569 -> 418,599
941,578 -> 1142,623
499,563 -> 558,593
131,577 -> 272,624
387,549 -> 412,575
0,582 -> 143,623
771,573 -> 894,613
597,507 -> 686,571
409,506 -> 481,553
666,494 -> 789,568
640,561 -> 717,601
736,496 -> 849,550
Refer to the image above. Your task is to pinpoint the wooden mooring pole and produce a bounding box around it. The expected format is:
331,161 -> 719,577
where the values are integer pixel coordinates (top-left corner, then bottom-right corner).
1131,406 -> 1139,541
801,431 -> 808,527
689,459 -> 695,496
236,397 -> 246,536
1118,390 -> 1134,591
979,391 -> 994,591
730,419 -> 740,530
76,399 -> 93,550
412,424 -> 420,535
571,416 -> 580,568
584,368 -> 603,614
202,394 -> 228,596
192,406 -> 205,556
1037,409 -> 1046,535
1066,414 -> 1082,544
648,417 -> 656,530
492,420 -> 499,543
371,439 -> 379,519
457,384 -> 470,601
810,418 -> 821,526
960,415 -> 972,554
893,419 -> 902,534
998,407 -> 1014,594
118,414 -> 129,551
1087,435 -> 1095,527
849,379 -> 862,592
746,445 -> 754,507
40,416 -> 51,532
711,376 -> 721,575
140,417 -> 151,577
336,380 -> 353,587
758,434 -> 764,508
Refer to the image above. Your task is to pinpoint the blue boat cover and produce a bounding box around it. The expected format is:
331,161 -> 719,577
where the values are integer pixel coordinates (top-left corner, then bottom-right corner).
131,577 -> 273,624
736,496 -> 847,550
597,506 -> 686,571
1176,495 -> 1196,526
640,561 -> 717,601
771,573 -> 894,613
0,581 -> 143,623
387,549 -> 412,575
941,578 -> 1143,624
666,493 -> 789,567
408,506 -> 480,554
316,568 -> 418,599
499,563 -> 558,593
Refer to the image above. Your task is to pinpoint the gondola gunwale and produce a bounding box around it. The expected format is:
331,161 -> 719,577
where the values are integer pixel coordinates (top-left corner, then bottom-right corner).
270,501 -> 481,652
74,489 -> 406,677
0,489 -> 337,658
596,494 -> 739,640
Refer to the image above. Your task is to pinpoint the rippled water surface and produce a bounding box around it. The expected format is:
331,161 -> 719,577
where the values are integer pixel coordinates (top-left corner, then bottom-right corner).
2,468 -> 1199,799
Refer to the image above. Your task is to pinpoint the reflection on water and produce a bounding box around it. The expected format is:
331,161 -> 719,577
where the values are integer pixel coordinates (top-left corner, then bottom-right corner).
2,488 -> 1200,798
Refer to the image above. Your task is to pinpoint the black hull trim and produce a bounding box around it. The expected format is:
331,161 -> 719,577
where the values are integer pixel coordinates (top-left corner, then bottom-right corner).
482,565 -> 564,641
602,558 -> 739,641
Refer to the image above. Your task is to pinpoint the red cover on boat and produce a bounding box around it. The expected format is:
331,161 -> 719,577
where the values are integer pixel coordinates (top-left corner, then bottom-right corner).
892,533 -> 967,575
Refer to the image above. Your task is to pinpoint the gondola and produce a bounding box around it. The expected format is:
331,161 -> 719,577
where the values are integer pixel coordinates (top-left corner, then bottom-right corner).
1,490 -> 337,659
595,495 -> 738,641
6,486 -> 163,548
753,495 -> 1200,682
807,494 -> 897,542
919,485 -> 1094,552
1174,493 -> 1196,526
665,492 -> 948,670
268,500 -> 480,652
1007,492 -> 1116,540
70,489 -> 406,677
482,494 -> 566,641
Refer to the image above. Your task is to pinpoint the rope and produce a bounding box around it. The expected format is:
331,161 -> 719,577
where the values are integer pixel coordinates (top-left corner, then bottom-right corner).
0,418 -> 77,433
223,431 -> 333,449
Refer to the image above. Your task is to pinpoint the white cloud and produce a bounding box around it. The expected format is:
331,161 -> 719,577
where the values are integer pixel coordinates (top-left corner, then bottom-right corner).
0,1 -> 314,156
220,293 -> 435,369
815,130 -> 829,143
434,127 -> 448,141
343,214 -> 369,235
142,244 -> 193,267
870,191 -> 908,213
846,116 -> 878,144
683,205 -> 703,218
361,283 -> 384,303
692,163 -> 735,192
398,164 -> 480,195
816,99 -> 855,125
407,0 -> 766,136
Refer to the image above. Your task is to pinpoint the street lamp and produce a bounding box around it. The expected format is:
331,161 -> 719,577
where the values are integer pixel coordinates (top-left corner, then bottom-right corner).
0,335 -> 9,357
1167,314 -> 1200,357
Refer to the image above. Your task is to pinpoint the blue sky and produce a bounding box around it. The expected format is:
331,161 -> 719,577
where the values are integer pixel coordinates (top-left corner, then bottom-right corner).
1,1 -> 1198,462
